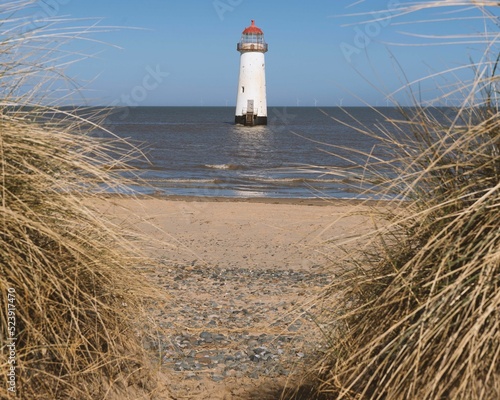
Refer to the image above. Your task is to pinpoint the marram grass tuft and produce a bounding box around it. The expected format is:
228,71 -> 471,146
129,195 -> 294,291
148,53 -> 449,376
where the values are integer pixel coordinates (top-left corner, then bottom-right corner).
307,2 -> 500,400
0,2 -> 164,399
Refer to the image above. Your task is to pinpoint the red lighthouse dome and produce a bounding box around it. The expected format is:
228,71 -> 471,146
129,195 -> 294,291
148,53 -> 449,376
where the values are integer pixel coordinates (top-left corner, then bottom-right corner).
242,20 -> 263,35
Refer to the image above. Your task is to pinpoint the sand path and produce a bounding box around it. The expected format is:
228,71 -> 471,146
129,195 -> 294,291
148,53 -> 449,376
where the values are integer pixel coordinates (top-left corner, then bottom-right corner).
97,196 -> 384,399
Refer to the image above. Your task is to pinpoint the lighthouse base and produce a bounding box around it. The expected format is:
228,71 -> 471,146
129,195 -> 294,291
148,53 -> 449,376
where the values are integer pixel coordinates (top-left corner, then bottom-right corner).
235,115 -> 267,126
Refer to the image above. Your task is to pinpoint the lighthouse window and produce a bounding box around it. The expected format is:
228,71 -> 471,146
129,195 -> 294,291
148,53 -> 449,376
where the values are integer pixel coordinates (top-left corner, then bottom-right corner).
241,34 -> 265,44
242,86 -> 245,93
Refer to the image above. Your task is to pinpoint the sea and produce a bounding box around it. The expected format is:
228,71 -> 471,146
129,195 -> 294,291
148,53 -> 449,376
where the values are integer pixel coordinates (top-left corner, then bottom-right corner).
100,106 -> 403,199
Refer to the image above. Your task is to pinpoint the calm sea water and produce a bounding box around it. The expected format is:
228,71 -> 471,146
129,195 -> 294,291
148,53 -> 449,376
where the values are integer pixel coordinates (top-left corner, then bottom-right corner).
101,106 -> 402,199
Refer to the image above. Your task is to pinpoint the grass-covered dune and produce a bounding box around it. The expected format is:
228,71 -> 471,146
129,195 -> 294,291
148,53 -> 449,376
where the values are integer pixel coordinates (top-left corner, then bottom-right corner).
305,2 -> 500,399
0,2 -> 160,399
313,105 -> 499,400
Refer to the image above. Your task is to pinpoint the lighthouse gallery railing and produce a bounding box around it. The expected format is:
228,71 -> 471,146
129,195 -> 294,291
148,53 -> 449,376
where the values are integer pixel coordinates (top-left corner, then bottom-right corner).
237,43 -> 268,52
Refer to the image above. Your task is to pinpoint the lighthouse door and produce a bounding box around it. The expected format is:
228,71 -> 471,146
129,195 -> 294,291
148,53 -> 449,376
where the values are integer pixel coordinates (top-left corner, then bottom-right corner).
245,100 -> 255,126
247,100 -> 254,113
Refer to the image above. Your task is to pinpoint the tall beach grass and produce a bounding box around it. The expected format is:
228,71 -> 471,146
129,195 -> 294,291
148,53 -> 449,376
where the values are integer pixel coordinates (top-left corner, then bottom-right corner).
0,2 -> 162,399
305,2 -> 500,399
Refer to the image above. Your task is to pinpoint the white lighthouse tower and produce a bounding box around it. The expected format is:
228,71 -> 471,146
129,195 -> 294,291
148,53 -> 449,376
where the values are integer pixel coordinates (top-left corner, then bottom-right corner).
235,20 -> 268,126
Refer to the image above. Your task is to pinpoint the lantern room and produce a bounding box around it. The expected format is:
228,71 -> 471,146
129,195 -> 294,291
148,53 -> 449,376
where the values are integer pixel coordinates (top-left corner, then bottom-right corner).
237,20 -> 268,53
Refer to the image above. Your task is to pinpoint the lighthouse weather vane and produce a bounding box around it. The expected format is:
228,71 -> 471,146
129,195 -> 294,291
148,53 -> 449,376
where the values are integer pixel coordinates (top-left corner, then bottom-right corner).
235,20 -> 268,126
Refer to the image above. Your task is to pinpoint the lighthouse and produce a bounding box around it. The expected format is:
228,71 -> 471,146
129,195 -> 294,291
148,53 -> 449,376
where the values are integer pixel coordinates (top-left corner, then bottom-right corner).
235,20 -> 268,126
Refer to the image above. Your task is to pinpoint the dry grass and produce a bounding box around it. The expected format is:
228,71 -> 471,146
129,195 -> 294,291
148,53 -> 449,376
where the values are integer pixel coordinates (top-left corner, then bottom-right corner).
0,3 -> 164,399
305,2 -> 500,400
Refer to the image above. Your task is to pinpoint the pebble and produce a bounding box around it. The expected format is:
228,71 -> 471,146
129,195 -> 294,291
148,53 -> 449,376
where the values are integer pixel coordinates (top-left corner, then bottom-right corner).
150,263 -> 329,381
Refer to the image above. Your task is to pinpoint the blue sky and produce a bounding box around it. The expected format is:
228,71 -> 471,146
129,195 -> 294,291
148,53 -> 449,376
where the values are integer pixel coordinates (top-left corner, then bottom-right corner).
15,0 -> 500,106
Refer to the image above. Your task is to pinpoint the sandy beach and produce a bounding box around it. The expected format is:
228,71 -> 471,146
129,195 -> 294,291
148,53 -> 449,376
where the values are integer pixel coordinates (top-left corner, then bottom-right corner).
95,196 -> 387,399
97,196 -> 384,271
